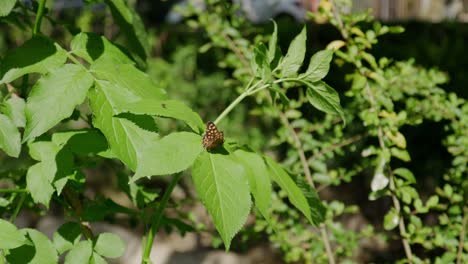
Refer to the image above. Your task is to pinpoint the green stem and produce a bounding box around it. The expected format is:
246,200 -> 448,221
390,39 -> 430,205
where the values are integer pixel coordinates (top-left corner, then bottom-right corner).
0,189 -> 27,193
141,172 -> 184,264
33,0 -> 47,35
9,193 -> 26,223
214,80 -> 275,125
213,91 -> 249,125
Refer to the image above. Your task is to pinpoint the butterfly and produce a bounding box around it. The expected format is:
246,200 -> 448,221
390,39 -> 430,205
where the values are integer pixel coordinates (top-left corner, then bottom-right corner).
202,121 -> 224,150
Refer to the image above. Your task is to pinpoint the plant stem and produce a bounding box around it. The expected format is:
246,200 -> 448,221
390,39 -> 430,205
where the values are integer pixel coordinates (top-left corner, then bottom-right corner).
63,187 -> 94,240
389,174 -> 413,263
9,194 -> 26,223
278,112 -> 336,264
33,0 -> 47,35
214,91 -> 249,125
141,172 -> 184,264
214,80 -> 271,125
0,189 -> 27,193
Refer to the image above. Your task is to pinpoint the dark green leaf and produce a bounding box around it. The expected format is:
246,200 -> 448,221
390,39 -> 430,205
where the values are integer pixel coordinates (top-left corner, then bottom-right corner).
267,21 -> 278,63
53,222 -> 82,254
264,156 -> 313,224
306,81 -> 345,124
293,175 -> 326,225
0,35 -> 67,84
104,0 -> 150,62
301,50 -> 333,82
277,26 -> 306,77
252,43 -> 271,80
70,32 -> 133,64
6,229 -> 58,264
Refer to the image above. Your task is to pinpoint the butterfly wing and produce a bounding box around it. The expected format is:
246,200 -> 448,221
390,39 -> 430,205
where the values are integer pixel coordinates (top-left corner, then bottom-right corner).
203,122 -> 224,150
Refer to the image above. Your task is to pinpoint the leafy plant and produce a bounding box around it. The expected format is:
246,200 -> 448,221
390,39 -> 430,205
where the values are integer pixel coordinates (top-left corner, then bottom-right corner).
0,0 -> 341,263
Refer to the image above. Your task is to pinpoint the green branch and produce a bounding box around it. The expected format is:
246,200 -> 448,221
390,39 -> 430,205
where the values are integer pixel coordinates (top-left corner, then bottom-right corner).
141,172 -> 184,264
33,0 -> 47,35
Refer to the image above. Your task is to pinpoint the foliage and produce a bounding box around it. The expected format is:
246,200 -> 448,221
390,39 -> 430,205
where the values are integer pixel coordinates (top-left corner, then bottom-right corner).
0,0 -> 467,264
0,0 -> 336,263
182,0 -> 467,263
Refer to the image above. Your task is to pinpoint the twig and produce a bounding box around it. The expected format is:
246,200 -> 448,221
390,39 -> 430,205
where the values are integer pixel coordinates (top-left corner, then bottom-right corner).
220,32 -> 251,71
279,112 -> 314,187
278,112 -> 336,264
329,0 -> 348,39
389,172 -> 413,263
309,134 -> 364,161
141,172 -> 184,264
63,187 -> 94,240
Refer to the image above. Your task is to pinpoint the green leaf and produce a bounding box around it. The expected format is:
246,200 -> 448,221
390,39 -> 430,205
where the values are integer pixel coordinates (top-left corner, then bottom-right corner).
393,168 -> 416,184
426,195 -> 439,208
51,129 -> 108,155
0,219 -> 26,249
26,160 -> 56,207
391,148 -> 411,162
293,175 -> 326,225
6,229 -> 58,264
383,209 -> 399,230
1,94 -> 26,127
94,233 -> 126,258
267,21 -> 278,63
89,81 -> 161,170
53,222 -> 82,254
277,26 -> 306,77
121,100 -> 204,134
233,149 -> 271,220
0,0 -> 16,17
90,60 -> 167,102
0,113 -> 21,157
23,64 -> 94,141
264,156 -> 312,224
306,81 -> 345,124
70,32 -> 133,64
81,198 -> 137,222
252,43 -> 271,80
192,152 -> 251,249
65,240 -> 93,264
90,252 -> 107,264
25,131 -> 100,207
301,50 -> 333,82
133,132 -> 203,180
104,0 -> 150,62
0,35 -> 67,84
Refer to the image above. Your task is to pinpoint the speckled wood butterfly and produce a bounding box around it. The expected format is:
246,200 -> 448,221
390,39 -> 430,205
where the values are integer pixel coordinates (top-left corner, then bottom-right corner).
202,121 -> 224,150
